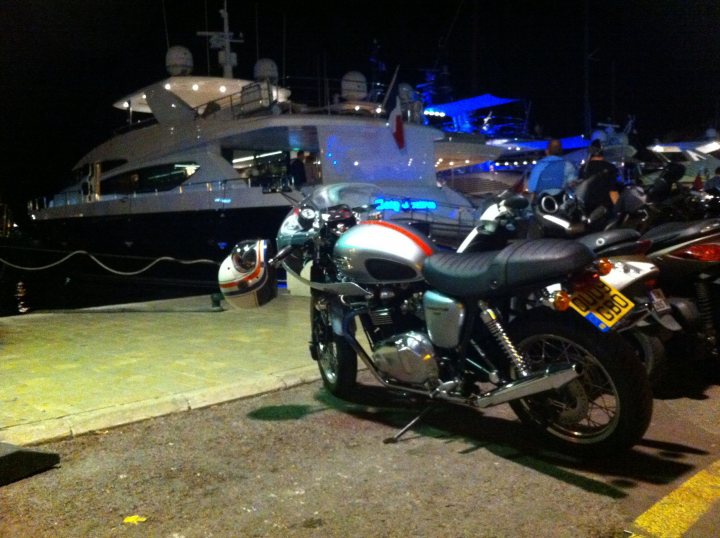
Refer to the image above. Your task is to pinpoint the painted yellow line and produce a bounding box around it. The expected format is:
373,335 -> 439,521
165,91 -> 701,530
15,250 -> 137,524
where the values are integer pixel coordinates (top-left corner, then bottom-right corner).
629,459 -> 720,538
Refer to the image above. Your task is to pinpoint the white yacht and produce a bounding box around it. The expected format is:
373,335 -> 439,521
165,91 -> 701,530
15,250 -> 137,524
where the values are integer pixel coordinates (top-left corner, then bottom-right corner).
646,130 -> 720,183
423,93 -> 593,197
25,15 -> 499,290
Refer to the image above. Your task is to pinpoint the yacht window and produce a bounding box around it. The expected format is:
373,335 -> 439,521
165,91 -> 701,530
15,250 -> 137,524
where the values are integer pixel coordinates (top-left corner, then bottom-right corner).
662,151 -> 686,163
100,159 -> 128,173
101,162 -> 199,195
227,149 -> 289,184
72,164 -> 92,183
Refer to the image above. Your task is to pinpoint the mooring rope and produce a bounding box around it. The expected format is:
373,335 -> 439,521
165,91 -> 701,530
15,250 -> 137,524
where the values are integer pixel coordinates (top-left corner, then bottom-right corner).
0,251 -> 220,276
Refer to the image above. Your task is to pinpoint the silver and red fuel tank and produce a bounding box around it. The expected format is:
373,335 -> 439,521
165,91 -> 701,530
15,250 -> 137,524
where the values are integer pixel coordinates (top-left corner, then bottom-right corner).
333,221 -> 436,284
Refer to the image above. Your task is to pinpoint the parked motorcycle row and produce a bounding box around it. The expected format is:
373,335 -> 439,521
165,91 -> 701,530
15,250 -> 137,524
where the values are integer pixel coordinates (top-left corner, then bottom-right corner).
215,162 -> 719,457
529,162 -> 720,382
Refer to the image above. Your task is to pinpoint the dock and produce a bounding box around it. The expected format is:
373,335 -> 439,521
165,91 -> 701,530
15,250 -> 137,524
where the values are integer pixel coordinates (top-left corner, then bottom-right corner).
0,291 -> 318,447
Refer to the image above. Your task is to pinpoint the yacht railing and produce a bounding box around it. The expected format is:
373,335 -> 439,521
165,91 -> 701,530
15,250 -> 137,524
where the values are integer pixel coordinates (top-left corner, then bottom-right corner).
27,176 -> 292,211
28,177 -> 480,244
113,75 -> 425,135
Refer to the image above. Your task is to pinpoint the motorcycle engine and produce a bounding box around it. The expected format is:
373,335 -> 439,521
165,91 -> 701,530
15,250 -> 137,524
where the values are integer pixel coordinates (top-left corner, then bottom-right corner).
372,331 -> 439,386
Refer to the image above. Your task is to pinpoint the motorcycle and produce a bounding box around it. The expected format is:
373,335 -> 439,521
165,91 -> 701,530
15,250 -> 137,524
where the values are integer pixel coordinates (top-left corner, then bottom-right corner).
577,220 -> 720,365
534,162 -> 720,236
219,184 -> 653,456
532,178 -> 720,369
457,187 -> 679,385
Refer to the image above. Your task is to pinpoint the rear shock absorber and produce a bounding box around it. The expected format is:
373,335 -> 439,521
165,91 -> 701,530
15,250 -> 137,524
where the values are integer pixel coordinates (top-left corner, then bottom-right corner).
477,300 -> 530,376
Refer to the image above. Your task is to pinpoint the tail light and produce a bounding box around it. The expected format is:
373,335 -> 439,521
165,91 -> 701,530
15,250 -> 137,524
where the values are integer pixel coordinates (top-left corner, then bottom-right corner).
570,270 -> 600,292
597,258 -> 613,276
552,290 -> 571,311
669,243 -> 720,262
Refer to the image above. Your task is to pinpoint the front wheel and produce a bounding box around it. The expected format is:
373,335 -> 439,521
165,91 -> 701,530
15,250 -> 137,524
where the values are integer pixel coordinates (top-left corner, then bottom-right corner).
506,310 -> 653,456
311,291 -> 357,398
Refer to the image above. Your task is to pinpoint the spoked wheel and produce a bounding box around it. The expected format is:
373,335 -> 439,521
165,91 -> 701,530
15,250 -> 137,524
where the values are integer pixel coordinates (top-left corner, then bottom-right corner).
311,291 -> 357,398
507,310 -> 653,456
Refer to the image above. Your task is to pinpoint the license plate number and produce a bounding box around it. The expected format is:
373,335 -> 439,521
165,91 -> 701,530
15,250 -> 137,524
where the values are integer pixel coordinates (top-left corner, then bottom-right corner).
569,278 -> 635,332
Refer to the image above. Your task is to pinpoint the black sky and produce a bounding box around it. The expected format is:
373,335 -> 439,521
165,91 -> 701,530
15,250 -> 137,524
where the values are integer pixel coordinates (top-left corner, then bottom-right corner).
2,0 -> 720,205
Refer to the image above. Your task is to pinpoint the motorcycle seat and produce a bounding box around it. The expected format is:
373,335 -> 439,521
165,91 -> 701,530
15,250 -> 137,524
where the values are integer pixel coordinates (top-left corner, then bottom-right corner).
577,229 -> 641,253
423,239 -> 594,298
642,219 -> 720,250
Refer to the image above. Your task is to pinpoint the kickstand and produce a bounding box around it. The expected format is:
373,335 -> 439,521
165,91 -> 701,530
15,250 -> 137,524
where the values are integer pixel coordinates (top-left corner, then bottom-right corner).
383,404 -> 436,444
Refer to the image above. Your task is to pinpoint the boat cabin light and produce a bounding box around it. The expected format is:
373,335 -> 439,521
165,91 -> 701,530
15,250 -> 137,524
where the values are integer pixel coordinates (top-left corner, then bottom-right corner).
698,141 -> 720,154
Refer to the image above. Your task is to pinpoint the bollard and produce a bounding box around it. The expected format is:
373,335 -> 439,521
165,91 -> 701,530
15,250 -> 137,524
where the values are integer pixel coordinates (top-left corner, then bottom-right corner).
210,292 -> 224,311
15,281 -> 30,314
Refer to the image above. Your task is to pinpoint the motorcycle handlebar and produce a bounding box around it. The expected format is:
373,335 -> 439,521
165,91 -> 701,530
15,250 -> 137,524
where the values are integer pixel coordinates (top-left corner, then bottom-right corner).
268,245 -> 296,268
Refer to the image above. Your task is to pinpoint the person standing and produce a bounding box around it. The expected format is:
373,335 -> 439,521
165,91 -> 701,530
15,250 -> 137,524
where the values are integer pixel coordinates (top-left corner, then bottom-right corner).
303,153 -> 320,186
704,166 -> 720,194
526,139 -> 577,200
576,141 -> 620,214
288,150 -> 307,189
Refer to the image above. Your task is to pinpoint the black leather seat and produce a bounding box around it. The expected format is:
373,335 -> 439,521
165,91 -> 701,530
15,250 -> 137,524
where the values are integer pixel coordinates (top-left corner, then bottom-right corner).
641,219 -> 720,250
577,229 -> 641,253
423,239 -> 594,298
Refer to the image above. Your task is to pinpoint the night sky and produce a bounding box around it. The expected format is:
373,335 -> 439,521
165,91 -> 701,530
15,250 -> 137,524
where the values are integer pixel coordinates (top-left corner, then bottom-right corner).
2,0 -> 719,209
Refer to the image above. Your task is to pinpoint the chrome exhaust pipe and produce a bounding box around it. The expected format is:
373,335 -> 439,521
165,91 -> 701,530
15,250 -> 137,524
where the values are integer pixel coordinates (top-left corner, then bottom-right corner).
472,363 -> 582,409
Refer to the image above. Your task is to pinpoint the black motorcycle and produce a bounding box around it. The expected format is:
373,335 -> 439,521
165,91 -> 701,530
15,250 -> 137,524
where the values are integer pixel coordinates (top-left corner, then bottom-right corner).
221,184 -> 653,456
533,193 -> 720,377
577,220 -> 720,366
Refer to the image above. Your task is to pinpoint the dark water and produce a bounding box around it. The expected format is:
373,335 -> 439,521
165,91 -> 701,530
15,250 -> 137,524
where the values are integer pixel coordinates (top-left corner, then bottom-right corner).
0,270 -> 218,316
0,242 -> 222,316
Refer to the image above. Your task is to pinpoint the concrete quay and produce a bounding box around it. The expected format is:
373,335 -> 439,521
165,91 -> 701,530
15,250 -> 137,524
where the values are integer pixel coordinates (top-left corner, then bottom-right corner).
0,291 -> 318,446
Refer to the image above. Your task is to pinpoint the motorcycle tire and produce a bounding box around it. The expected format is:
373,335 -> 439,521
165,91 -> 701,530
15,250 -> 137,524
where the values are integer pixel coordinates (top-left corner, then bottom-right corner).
624,331 -> 668,388
311,291 -> 357,398
505,309 -> 653,456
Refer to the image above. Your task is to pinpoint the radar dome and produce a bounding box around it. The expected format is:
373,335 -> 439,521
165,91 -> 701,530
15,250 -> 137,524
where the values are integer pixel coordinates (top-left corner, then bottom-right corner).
166,46 -> 193,76
254,58 -> 279,83
341,71 -> 367,101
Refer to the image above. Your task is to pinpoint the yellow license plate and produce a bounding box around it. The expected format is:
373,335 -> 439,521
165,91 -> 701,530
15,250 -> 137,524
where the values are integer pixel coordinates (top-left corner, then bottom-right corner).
569,278 -> 635,332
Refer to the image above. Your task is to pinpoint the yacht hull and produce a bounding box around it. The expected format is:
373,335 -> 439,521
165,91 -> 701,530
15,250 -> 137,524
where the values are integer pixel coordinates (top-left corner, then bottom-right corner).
2,204 -> 294,313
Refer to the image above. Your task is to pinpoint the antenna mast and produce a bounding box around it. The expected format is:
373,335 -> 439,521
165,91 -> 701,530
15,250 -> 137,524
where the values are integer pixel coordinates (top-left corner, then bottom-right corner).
197,0 -> 244,78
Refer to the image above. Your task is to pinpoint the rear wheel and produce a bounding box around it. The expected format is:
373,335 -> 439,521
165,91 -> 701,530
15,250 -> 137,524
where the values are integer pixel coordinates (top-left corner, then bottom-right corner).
624,331 -> 668,387
311,291 -> 357,398
506,310 -> 653,456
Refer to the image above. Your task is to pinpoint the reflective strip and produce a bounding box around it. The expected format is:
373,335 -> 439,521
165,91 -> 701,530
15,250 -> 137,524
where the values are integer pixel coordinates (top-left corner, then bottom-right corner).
365,221 -> 434,256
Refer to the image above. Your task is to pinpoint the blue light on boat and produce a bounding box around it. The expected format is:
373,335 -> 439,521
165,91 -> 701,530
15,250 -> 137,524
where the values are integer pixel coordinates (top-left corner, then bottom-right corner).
374,198 -> 438,212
